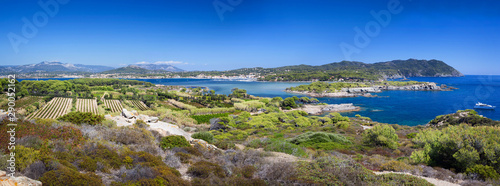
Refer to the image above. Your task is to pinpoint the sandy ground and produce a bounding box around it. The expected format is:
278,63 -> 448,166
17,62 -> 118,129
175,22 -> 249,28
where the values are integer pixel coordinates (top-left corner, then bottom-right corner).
110,115 -> 192,140
148,121 -> 192,140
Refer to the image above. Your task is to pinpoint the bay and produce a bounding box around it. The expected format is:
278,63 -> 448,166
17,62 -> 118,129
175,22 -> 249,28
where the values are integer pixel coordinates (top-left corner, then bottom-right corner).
20,75 -> 500,126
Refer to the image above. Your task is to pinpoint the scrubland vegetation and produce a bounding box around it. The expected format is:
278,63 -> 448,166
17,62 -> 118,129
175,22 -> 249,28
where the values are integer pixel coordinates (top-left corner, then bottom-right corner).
286,80 -> 431,93
1,78 -> 499,185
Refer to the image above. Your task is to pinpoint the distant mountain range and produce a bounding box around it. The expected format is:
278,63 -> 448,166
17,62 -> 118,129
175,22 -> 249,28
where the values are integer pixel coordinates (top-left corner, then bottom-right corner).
0,61 -> 185,74
1,59 -> 463,81
173,59 -> 464,81
134,63 -> 184,72
0,61 -> 114,74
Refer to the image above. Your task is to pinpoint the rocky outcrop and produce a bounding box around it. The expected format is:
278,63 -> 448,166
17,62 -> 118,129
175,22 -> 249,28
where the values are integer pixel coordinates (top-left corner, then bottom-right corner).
209,118 -> 227,131
122,108 -> 135,119
0,171 -> 42,186
288,82 -> 446,98
292,104 -> 360,115
190,139 -> 218,150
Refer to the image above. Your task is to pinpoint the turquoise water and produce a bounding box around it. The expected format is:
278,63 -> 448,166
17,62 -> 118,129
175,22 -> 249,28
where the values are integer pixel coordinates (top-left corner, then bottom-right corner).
20,76 -> 500,126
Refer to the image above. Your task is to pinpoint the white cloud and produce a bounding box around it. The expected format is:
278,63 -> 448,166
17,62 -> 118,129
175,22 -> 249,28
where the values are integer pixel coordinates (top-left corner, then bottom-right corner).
136,61 -> 149,64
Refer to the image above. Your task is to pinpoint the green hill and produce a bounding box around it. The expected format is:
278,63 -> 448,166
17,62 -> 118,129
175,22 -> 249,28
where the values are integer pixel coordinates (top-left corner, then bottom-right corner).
101,65 -> 164,74
171,59 -> 463,81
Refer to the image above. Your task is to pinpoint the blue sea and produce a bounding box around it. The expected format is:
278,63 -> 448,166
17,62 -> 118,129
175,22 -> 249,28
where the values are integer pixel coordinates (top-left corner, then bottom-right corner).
20,75 -> 500,126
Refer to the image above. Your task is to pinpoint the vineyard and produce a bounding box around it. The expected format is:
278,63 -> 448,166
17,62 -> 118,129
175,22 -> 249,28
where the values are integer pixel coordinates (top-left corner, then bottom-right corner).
26,97 -> 72,119
76,99 -> 98,114
128,100 -> 149,111
103,99 -> 123,113
168,99 -> 197,110
1,96 -> 42,110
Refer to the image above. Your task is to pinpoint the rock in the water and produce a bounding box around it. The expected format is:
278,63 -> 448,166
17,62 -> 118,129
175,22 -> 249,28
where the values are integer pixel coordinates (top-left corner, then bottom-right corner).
0,171 -> 42,186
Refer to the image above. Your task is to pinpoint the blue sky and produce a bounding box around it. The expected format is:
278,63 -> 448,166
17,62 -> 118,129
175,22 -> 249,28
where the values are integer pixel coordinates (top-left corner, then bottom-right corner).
1,0 -> 499,74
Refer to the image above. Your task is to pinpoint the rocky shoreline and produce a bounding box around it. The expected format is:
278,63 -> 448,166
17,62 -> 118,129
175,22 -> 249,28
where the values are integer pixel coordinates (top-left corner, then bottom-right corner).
287,82 -> 451,98
288,103 -> 361,115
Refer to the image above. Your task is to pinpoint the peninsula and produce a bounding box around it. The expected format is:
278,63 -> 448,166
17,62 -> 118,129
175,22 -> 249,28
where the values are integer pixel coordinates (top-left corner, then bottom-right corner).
285,81 -> 451,97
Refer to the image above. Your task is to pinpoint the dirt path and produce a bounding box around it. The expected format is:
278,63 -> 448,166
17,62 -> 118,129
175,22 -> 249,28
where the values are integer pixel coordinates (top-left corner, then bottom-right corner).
374,171 -> 460,186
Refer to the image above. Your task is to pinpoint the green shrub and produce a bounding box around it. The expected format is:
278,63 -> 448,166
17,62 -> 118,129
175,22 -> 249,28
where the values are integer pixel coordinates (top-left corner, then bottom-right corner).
78,156 -> 97,172
160,135 -> 191,149
153,166 -> 189,186
406,132 -> 417,139
380,160 -> 412,172
57,112 -> 104,125
328,112 -> 350,123
377,173 -> 433,186
362,124 -> 399,149
187,161 -> 226,178
134,119 -> 149,128
190,113 -> 231,124
101,119 -> 117,128
295,156 -> 376,185
248,138 -> 307,158
0,150 -> 7,170
240,165 -> 257,178
411,124 -> 500,172
335,121 -> 350,129
287,132 -> 351,150
15,145 -> 40,171
175,152 -> 191,164
40,166 -> 103,186
214,141 -> 236,150
192,131 -> 214,143
429,110 -> 500,127
466,164 -> 500,180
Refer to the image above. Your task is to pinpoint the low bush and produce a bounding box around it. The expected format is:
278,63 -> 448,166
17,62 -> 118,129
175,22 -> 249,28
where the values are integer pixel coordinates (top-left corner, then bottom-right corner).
160,135 -> 191,149
175,152 -> 192,164
411,124 -> 500,173
192,131 -> 214,143
163,150 -> 181,169
134,119 -> 149,128
57,111 -> 104,125
187,160 -> 226,178
377,173 -> 433,186
380,160 -> 413,172
106,128 -> 154,145
78,156 -> 98,172
287,132 -> 351,150
295,156 -> 376,185
240,165 -> 256,178
214,141 -> 236,150
23,160 -> 46,180
466,164 -> 500,180
248,138 -> 307,158
15,145 -> 40,172
40,166 -> 103,186
257,162 -> 297,185
362,124 -> 399,149
190,113 -> 231,124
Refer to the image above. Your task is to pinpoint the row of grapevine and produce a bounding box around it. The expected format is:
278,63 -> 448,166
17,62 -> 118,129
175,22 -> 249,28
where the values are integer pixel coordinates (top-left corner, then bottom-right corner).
76,99 -> 98,114
26,97 -> 72,119
190,107 -> 236,115
167,99 -> 197,111
129,100 -> 148,111
103,99 -> 123,113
